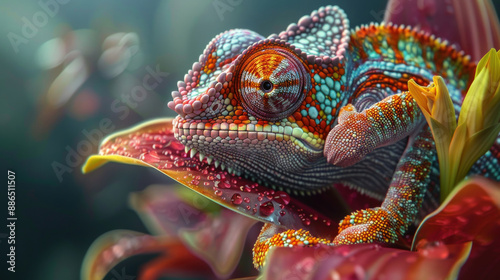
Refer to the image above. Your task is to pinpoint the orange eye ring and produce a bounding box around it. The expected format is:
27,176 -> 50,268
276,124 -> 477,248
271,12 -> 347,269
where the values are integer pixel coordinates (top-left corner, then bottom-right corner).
235,45 -> 310,121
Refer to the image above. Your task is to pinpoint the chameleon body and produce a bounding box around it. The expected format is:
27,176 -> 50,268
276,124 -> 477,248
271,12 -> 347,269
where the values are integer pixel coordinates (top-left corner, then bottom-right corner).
167,5 -> 500,265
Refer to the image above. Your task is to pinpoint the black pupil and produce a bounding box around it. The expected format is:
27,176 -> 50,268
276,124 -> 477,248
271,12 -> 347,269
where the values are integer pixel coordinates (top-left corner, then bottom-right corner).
261,80 -> 273,92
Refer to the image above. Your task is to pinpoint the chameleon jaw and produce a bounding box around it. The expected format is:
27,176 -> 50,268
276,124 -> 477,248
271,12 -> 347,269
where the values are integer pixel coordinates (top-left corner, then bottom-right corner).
172,115 -> 331,193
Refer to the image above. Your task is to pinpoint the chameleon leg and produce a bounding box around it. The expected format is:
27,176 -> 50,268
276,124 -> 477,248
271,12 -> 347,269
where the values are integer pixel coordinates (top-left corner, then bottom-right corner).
252,223 -> 332,269
325,91 -> 422,167
333,126 -> 435,245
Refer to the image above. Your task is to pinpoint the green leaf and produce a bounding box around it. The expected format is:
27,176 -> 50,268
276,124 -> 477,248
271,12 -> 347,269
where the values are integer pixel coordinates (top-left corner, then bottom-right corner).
429,118 -> 452,196
458,123 -> 500,180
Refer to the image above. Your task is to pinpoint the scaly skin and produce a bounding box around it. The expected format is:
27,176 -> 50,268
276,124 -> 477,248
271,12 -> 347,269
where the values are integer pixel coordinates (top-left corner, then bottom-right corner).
167,5 -> 500,268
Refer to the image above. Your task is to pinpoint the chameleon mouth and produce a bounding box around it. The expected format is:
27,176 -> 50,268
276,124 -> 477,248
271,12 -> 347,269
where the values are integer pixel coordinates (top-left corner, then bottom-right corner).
172,116 -> 324,148
172,116 -> 325,178
296,137 -> 323,153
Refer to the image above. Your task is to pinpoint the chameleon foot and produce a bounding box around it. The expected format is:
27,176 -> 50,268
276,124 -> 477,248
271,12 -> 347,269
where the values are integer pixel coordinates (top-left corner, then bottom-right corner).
252,224 -> 331,270
324,104 -> 376,167
333,207 -> 399,245
325,92 -> 423,167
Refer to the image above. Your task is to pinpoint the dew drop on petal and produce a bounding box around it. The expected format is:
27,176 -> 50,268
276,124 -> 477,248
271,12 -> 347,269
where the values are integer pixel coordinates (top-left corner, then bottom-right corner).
406,255 -> 418,263
259,201 -> 274,217
418,240 -> 449,259
231,193 -> 243,205
273,191 -> 291,206
140,151 -> 160,163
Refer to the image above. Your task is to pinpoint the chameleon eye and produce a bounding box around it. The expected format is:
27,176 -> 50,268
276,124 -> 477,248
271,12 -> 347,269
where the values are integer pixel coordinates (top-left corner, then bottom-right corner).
236,47 -> 309,121
260,80 -> 273,92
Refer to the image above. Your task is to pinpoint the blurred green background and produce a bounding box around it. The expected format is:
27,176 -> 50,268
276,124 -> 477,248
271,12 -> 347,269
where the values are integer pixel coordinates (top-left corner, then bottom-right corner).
0,0 -> 499,279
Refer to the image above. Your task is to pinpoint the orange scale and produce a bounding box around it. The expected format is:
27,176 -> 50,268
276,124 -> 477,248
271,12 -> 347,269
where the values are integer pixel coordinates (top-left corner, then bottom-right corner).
238,115 -> 248,121
296,120 -> 304,128
301,117 -> 310,126
305,96 -> 313,103
318,71 -> 326,79
235,109 -> 243,116
234,120 -> 241,124
231,99 -> 237,106
319,120 -> 327,130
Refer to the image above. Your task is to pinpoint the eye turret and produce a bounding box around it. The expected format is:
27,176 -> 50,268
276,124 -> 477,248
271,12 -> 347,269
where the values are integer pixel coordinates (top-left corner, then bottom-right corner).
236,46 -> 310,121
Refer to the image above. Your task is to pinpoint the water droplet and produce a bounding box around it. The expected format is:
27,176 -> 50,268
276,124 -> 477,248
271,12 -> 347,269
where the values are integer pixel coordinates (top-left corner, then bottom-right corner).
231,193 -> 243,205
190,179 -> 200,186
417,240 -> 449,259
442,204 -> 461,214
302,218 -> 311,226
456,216 -> 468,224
243,197 -> 250,203
406,255 -> 417,263
152,144 -> 163,149
214,189 -> 223,196
259,201 -> 275,216
140,151 -> 160,163
273,191 -> 291,206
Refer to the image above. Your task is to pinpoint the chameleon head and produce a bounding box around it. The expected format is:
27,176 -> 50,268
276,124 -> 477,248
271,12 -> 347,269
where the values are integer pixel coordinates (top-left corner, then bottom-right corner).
168,6 -> 350,191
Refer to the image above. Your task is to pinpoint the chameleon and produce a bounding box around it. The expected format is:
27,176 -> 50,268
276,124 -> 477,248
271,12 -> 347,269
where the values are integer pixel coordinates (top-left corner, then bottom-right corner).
163,5 -> 500,268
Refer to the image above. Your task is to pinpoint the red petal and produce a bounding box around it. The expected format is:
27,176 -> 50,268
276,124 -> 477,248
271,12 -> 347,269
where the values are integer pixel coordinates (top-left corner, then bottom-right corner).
130,184 -> 258,277
81,230 -> 177,280
129,185 -> 211,236
384,0 -> 500,62
262,242 -> 471,279
413,177 -> 500,279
